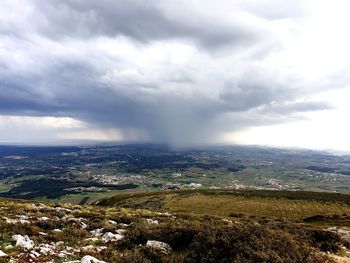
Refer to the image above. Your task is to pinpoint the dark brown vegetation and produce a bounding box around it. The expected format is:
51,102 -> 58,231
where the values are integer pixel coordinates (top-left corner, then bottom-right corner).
117,218 -> 338,263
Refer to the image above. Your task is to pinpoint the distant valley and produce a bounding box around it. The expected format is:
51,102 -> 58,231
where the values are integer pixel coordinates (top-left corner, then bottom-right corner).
0,144 -> 350,203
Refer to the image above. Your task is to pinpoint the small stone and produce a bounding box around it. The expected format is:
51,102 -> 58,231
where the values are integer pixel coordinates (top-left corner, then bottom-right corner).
102,232 -> 124,243
146,240 -> 172,254
80,255 -> 107,263
145,218 -> 159,224
12,234 -> 34,250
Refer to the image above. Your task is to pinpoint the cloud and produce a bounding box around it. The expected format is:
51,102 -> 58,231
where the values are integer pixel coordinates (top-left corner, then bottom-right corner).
0,115 -> 84,144
0,0 -> 347,146
29,0 -> 268,50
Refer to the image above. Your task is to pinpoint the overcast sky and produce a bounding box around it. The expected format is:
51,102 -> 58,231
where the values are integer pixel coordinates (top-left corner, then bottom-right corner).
1,0 -> 350,150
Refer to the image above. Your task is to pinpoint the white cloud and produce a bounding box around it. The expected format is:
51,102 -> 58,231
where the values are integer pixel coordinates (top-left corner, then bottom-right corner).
0,115 -> 85,144
229,87 -> 350,151
0,115 -> 84,128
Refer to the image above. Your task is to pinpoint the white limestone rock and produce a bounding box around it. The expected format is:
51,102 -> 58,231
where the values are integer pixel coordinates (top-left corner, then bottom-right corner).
80,255 -> 107,263
108,220 -> 117,225
84,237 -> 99,242
119,223 -> 131,228
12,234 -> 34,250
90,228 -> 104,237
146,240 -> 172,254
30,251 -> 40,258
58,252 -> 68,258
4,217 -> 30,224
102,232 -> 124,243
145,218 -> 159,225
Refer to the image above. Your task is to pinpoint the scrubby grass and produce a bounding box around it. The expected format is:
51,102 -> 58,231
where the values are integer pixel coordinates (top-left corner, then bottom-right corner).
112,215 -> 339,263
0,190 -> 349,262
166,194 -> 350,220
98,189 -> 350,224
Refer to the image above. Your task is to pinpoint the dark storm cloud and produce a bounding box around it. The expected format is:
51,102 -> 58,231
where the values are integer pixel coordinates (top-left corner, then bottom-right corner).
0,56 -> 329,145
31,0 -> 262,49
0,0 -> 337,145
260,101 -> 333,115
220,81 -> 280,112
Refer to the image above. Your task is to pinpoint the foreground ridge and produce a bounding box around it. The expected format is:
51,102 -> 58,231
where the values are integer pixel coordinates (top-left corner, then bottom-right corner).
0,189 -> 349,262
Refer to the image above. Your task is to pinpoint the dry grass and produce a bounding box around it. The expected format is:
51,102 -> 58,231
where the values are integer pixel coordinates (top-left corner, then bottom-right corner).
165,194 -> 350,220
98,189 -> 350,224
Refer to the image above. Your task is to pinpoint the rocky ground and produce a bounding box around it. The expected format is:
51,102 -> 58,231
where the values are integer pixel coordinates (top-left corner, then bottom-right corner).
0,199 -> 175,262
0,197 -> 349,262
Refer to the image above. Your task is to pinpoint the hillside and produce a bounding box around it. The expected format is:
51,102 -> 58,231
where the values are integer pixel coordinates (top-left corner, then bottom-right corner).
97,189 -> 350,222
0,190 -> 349,262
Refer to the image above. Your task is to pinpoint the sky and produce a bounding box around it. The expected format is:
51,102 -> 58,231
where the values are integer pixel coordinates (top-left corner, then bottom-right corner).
1,0 -> 350,151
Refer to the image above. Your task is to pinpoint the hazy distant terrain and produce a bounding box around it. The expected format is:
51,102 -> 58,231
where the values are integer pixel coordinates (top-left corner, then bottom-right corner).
1,144 -> 350,203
